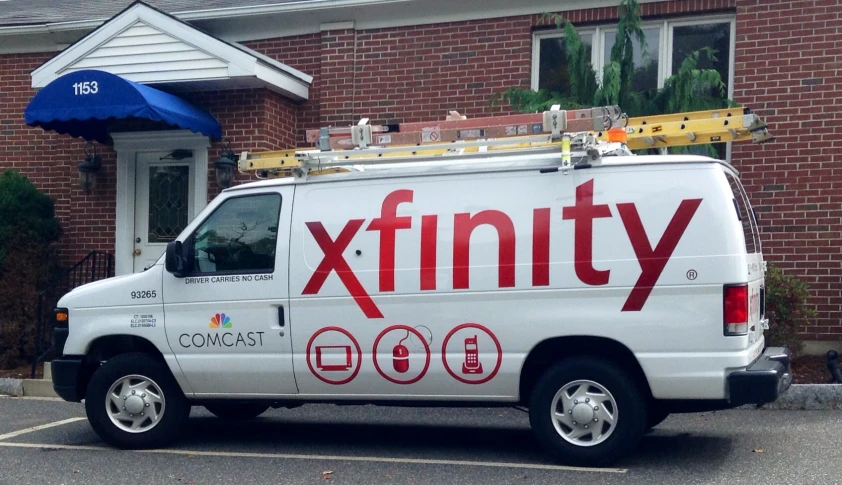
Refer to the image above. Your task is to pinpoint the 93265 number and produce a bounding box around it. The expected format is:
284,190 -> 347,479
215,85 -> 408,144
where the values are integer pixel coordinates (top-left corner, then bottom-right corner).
131,290 -> 157,299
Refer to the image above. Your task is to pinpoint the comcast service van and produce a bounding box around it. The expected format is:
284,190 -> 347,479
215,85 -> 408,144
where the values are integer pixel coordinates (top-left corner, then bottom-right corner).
50,108 -> 791,466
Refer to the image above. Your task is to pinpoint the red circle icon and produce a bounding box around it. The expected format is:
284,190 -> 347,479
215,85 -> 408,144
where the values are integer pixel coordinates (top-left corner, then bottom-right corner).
372,325 -> 431,385
441,323 -> 502,385
306,326 -> 362,385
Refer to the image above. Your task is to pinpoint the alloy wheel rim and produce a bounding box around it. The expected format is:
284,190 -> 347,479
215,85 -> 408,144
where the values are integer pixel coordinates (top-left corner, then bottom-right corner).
550,379 -> 617,447
105,374 -> 166,434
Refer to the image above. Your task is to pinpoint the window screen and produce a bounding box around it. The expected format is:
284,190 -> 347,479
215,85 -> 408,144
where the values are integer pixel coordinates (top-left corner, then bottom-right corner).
191,194 -> 282,274
673,22 -> 732,160
603,27 -> 661,92
537,33 -> 594,95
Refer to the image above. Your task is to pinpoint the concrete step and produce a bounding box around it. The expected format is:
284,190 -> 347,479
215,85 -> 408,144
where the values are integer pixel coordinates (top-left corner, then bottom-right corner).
22,379 -> 58,398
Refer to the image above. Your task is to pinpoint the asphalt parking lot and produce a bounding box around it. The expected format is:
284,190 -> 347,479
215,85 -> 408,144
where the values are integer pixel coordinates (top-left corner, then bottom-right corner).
0,396 -> 839,485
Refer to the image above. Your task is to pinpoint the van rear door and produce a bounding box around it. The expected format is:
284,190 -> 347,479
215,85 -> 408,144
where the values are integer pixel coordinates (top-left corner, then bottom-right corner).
722,168 -> 765,347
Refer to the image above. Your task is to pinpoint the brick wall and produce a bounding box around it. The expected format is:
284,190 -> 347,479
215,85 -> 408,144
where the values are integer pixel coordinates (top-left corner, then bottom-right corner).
0,52 -> 113,264
246,17 -> 536,134
246,33 -> 321,145
247,0 -> 737,135
189,89 -> 299,200
732,0 -> 842,340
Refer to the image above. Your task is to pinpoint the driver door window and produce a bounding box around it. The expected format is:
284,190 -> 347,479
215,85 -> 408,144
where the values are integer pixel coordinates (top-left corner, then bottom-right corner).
192,194 -> 281,274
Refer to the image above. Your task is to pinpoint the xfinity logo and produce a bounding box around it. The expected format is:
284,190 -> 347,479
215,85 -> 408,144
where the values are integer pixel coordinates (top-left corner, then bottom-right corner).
178,313 -> 265,348
303,180 -> 702,318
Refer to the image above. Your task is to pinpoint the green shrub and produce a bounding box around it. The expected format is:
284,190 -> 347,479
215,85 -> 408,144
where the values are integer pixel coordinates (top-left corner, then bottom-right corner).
0,171 -> 62,368
764,263 -> 812,356
0,171 -> 62,267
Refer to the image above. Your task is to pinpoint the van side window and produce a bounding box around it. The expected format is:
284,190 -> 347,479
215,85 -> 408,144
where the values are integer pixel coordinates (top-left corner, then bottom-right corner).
191,194 -> 282,274
724,172 -> 759,254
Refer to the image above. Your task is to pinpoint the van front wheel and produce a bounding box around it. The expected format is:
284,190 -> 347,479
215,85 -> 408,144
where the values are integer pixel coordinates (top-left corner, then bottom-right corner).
529,357 -> 646,466
85,353 -> 190,449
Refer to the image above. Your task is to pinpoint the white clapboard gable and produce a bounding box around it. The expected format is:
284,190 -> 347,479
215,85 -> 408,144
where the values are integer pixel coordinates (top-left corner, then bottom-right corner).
31,2 -> 311,100
62,21 -> 230,83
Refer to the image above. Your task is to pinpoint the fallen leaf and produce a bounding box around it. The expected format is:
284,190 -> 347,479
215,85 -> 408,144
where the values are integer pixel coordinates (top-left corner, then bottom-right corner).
752,448 -> 766,453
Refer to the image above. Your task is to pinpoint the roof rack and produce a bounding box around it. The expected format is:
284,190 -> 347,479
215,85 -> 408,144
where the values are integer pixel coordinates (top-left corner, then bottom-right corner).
237,105 -> 773,180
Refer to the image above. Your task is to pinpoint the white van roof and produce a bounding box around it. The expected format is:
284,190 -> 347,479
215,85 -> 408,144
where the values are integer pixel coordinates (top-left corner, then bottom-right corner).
225,152 -> 737,192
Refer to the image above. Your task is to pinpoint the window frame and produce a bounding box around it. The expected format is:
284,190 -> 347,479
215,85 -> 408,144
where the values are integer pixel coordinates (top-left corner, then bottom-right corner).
723,170 -> 760,254
186,192 -> 283,277
531,15 -> 738,162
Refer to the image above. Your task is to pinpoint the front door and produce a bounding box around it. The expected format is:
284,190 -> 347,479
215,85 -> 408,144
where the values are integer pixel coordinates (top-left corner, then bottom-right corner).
134,152 -> 195,272
162,186 -> 298,397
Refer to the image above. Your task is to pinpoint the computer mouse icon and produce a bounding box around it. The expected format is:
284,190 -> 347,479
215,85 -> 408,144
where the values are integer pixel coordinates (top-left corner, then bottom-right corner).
393,343 -> 410,373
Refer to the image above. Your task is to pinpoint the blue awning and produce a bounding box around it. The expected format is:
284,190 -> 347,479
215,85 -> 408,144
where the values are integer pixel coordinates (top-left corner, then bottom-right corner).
24,70 -> 222,144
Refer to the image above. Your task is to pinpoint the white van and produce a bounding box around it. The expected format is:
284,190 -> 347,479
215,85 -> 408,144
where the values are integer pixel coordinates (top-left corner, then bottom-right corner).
51,150 -> 791,466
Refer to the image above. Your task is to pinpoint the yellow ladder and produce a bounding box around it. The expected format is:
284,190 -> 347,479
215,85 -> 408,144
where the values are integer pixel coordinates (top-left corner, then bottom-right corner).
237,106 -> 773,179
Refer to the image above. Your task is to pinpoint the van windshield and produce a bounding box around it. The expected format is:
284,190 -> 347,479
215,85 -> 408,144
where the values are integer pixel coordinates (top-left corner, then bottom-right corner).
724,170 -> 760,254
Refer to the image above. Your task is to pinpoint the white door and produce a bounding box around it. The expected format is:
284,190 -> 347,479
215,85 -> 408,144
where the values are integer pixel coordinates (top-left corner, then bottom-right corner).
134,152 -> 195,272
162,186 -> 298,396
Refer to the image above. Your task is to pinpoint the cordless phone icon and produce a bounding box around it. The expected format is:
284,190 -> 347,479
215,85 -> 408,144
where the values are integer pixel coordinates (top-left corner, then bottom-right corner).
461,335 -> 483,374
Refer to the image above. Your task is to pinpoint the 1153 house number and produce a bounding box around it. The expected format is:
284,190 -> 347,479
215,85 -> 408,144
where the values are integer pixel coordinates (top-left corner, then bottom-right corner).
73,81 -> 99,95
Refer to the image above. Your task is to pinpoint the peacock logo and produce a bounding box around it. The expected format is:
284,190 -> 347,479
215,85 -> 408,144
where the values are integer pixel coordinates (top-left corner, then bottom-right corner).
209,313 -> 232,329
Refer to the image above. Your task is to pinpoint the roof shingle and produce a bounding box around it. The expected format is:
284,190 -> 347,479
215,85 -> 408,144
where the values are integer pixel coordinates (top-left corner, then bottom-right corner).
0,0 -> 316,27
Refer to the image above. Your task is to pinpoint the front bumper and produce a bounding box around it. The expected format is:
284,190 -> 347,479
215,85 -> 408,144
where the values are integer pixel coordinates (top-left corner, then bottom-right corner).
51,356 -> 85,402
728,347 -> 792,406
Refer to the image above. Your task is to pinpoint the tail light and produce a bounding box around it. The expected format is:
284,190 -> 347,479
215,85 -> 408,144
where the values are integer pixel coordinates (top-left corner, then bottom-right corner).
724,284 -> 748,336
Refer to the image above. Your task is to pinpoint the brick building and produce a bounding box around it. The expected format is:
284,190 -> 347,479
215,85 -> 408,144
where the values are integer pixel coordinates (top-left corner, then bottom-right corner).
0,0 -> 840,347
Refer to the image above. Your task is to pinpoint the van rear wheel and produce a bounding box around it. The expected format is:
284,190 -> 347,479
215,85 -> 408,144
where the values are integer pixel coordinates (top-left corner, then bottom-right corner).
529,357 -> 646,466
204,403 -> 270,420
85,353 -> 189,449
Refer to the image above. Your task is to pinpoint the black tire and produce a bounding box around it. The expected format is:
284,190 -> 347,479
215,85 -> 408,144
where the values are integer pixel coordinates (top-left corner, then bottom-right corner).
84,352 -> 190,450
204,403 -> 270,420
646,405 -> 670,430
529,357 -> 647,467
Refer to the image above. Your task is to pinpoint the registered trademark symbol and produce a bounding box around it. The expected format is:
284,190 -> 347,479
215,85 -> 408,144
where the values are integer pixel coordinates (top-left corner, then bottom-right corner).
686,269 -> 698,280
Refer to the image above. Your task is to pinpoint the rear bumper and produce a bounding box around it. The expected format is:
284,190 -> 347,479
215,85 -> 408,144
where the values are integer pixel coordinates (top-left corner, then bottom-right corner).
727,347 -> 792,406
51,356 -> 85,402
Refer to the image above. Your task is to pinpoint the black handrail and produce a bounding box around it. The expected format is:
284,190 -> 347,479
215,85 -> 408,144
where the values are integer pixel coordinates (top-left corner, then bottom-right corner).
30,251 -> 114,378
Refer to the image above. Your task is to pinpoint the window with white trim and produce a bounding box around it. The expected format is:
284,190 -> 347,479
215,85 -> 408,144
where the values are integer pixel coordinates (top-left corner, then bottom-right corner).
532,16 -> 736,158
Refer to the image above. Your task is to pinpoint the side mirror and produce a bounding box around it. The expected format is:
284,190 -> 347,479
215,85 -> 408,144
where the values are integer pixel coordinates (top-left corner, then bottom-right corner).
165,240 -> 189,277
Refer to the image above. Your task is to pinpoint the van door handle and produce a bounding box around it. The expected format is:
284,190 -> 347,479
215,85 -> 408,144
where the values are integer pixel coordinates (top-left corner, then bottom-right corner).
278,306 -> 286,336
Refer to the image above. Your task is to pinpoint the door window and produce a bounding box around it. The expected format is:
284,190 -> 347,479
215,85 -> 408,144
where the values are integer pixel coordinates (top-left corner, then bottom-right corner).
148,165 -> 190,243
191,194 -> 282,274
